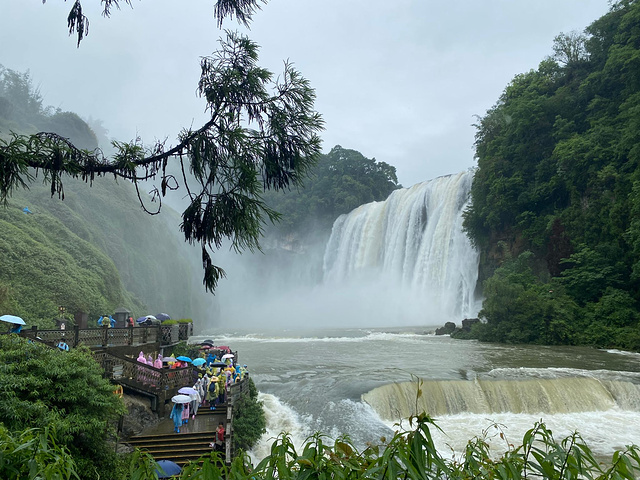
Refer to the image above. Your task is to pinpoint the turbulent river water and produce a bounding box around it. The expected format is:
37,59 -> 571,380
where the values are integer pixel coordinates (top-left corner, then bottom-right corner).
193,327 -> 640,461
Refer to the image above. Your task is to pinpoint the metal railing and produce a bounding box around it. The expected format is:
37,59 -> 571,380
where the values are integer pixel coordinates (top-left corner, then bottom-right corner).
94,349 -> 199,415
19,323 -> 192,349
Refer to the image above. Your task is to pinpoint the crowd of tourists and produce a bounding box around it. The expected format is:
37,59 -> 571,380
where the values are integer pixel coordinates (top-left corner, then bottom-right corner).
166,349 -> 249,435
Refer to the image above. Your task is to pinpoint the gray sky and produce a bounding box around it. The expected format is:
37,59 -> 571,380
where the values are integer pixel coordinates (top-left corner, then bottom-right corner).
1,0 -> 611,187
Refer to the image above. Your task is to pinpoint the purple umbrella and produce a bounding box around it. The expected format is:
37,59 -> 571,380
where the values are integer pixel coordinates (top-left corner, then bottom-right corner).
178,387 -> 198,395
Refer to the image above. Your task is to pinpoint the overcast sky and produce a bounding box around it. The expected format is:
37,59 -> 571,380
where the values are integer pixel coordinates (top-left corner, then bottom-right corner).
1,0 -> 611,187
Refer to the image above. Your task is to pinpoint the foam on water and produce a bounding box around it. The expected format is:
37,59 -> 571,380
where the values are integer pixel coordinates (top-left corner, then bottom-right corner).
385,409 -> 640,460
191,330 -> 435,345
249,393 -> 313,462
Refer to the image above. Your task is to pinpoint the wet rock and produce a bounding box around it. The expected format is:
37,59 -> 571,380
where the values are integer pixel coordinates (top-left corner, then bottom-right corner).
435,322 -> 456,335
120,393 -> 162,440
461,318 -> 480,332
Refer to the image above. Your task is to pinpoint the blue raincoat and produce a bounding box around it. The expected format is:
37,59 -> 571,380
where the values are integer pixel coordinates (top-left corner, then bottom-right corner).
170,403 -> 184,431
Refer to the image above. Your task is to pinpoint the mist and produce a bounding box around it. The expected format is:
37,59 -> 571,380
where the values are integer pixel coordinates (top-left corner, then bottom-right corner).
201,171 -> 480,332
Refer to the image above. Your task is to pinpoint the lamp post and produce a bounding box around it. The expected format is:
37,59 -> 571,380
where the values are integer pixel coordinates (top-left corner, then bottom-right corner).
58,305 -> 66,330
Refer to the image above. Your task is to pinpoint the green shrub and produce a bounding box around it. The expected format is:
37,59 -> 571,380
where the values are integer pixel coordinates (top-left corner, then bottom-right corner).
232,378 -> 266,452
0,335 -> 126,480
161,319 -> 178,325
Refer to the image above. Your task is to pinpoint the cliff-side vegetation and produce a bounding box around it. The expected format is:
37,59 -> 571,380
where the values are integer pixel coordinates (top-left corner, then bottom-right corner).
463,0 -> 640,350
0,64 -> 211,326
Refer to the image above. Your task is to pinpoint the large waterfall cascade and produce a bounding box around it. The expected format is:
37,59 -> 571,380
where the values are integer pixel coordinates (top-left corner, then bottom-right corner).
323,170 -> 481,320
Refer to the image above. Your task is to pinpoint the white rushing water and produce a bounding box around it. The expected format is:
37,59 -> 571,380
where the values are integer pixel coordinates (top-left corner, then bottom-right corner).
323,171 -> 481,321
193,329 -> 640,463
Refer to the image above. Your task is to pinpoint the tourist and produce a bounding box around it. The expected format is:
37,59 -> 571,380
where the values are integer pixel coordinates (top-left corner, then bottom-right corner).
210,422 -> 225,452
8,323 -> 22,334
217,374 -> 226,404
181,401 -> 190,425
190,388 -> 200,419
208,376 -> 219,410
169,402 -> 183,433
154,354 -> 163,369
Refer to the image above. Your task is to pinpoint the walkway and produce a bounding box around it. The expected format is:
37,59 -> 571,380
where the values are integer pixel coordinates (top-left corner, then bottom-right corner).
127,406 -> 229,465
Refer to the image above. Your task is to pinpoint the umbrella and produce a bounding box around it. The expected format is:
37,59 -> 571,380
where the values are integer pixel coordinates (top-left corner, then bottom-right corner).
199,344 -> 213,350
221,353 -> 235,360
192,358 -> 206,367
176,356 -> 192,363
155,313 -> 171,321
155,459 -> 182,478
178,387 -> 198,395
162,356 -> 177,363
57,341 -> 69,351
210,362 -> 227,368
201,339 -> 215,346
171,394 -> 191,404
135,316 -> 148,324
0,315 -> 26,325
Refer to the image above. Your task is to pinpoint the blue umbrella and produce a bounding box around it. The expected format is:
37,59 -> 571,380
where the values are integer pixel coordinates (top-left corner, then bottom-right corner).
176,356 -> 192,363
135,316 -> 148,324
0,315 -> 26,325
155,313 -> 171,321
155,459 -> 181,478
192,358 -> 206,367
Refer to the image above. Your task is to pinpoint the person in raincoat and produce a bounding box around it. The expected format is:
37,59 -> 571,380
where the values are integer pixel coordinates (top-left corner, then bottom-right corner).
136,351 -> 147,383
181,401 -> 190,425
170,402 -> 184,433
189,388 -> 201,419
217,373 -> 226,404
154,354 -> 163,369
207,376 -> 219,410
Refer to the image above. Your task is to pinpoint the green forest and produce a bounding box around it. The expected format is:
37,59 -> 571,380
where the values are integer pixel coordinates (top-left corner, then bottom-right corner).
462,0 -> 640,350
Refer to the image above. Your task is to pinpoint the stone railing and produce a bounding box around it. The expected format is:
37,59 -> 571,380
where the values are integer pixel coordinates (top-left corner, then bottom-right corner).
226,375 -> 251,461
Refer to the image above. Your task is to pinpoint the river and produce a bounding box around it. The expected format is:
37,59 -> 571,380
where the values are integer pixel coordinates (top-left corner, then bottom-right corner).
193,326 -> 640,462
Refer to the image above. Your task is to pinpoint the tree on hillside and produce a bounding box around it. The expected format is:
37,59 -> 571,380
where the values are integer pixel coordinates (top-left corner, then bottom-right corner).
262,145 -> 402,236
463,0 -> 640,349
1,0 -> 323,293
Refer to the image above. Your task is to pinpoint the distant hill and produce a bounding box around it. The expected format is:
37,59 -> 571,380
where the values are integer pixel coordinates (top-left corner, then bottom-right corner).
0,64 -> 213,327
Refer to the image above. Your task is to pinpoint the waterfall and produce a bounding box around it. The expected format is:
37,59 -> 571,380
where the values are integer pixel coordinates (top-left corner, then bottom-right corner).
323,171 -> 480,321
362,378 -> 640,420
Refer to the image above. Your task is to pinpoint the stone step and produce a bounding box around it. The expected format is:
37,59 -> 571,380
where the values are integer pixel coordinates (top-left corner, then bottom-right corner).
129,437 -> 215,449
129,431 -> 214,444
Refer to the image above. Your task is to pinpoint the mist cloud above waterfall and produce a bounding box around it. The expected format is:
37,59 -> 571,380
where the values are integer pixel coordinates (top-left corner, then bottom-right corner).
0,0 -> 610,187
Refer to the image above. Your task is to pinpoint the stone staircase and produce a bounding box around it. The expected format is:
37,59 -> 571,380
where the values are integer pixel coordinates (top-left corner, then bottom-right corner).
127,406 -> 227,466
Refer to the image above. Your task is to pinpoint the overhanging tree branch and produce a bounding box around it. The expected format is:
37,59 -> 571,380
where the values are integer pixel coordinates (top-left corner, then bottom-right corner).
0,31 -> 324,292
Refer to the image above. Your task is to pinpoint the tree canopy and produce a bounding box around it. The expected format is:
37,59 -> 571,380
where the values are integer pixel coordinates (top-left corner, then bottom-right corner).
463,0 -> 640,350
1,1 -> 323,293
262,145 -> 401,238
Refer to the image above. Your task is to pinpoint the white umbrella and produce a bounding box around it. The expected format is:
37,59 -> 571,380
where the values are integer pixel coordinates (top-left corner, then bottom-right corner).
178,387 -> 198,395
171,394 -> 191,404
221,353 -> 234,360
0,315 -> 26,325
